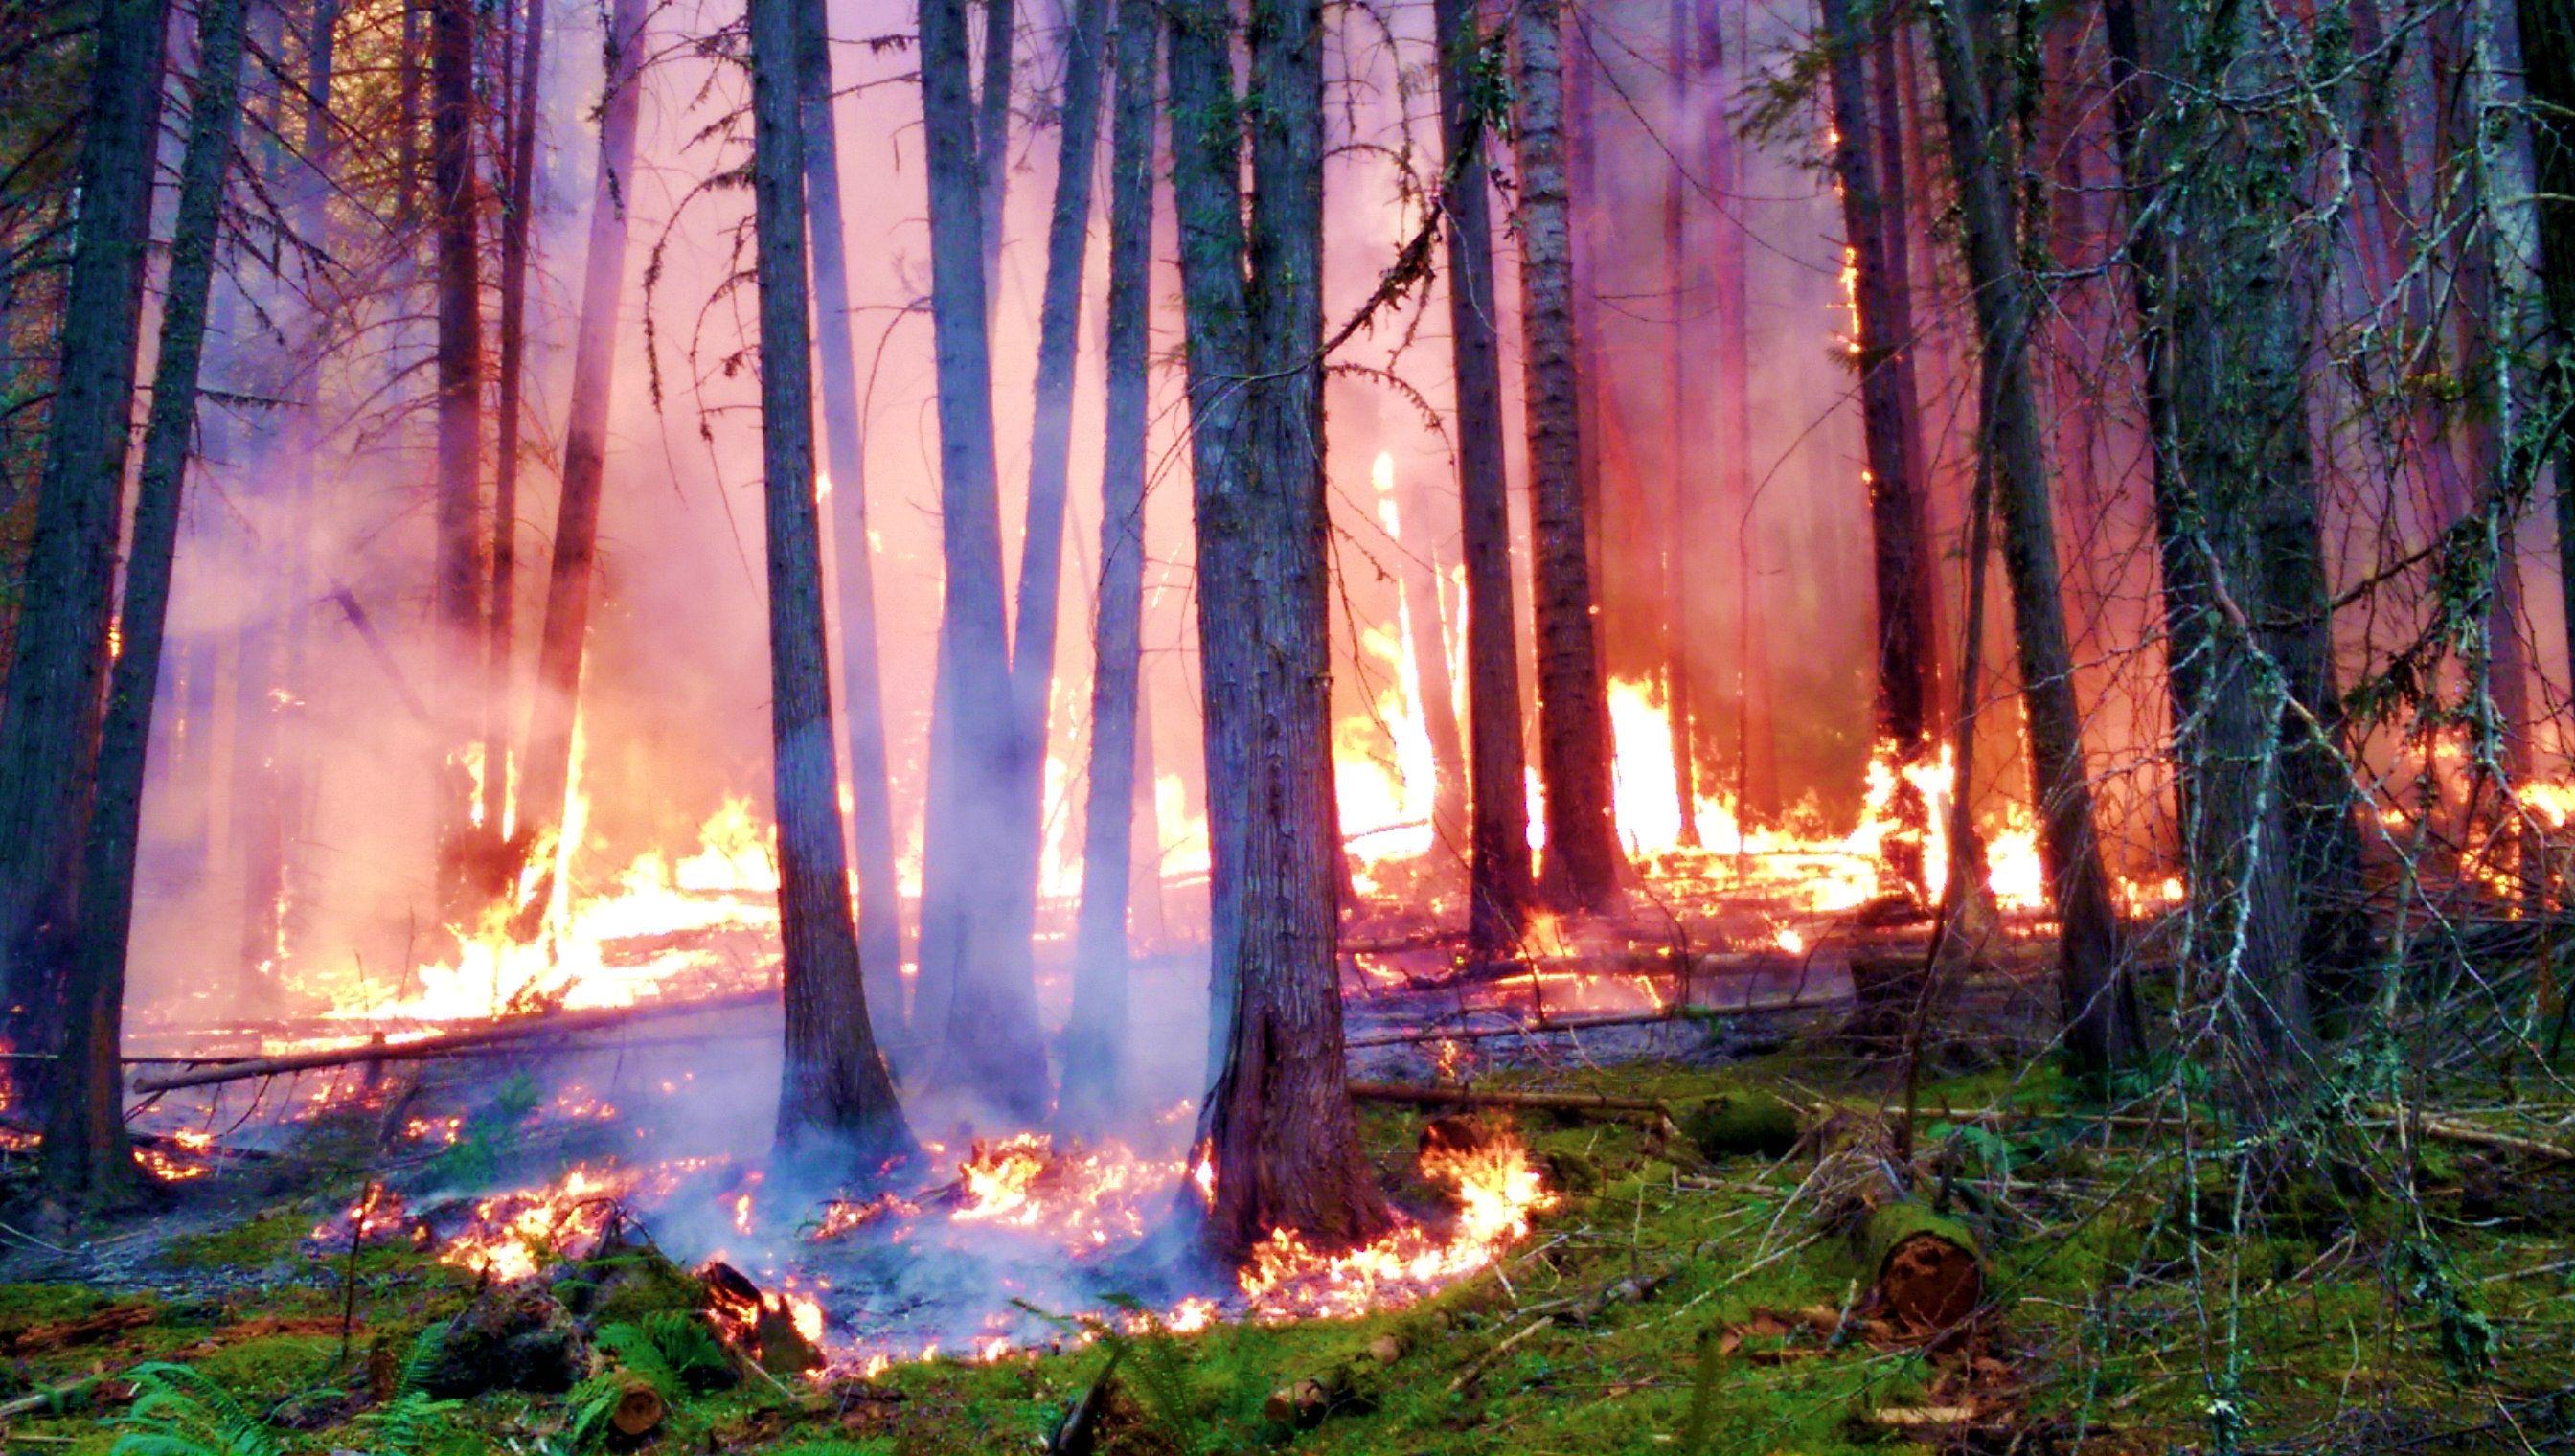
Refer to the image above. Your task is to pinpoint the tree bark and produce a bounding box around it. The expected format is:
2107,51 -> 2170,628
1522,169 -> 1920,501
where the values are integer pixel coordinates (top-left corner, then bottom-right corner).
1512,0 -> 1625,913
0,0 -> 171,1071
1168,0 -> 1392,1259
517,0 -> 648,903
994,0 -> 1108,1043
486,0 -> 546,838
2525,0 -> 2575,713
1698,0 -> 1770,819
47,0 -> 248,1203
1819,0 -> 1940,899
977,0 -> 1013,290
1924,0 -> 2134,1081
915,0 -> 1049,1118
1060,0 -> 1154,1132
429,0 -> 490,915
748,0 -> 916,1166
1434,0 -> 1533,955
796,0 -> 906,1022
1660,0 -> 1698,849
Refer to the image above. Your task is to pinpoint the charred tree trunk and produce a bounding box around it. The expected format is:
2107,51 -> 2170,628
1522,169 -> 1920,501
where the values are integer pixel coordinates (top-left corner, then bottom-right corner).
48,0 -> 247,1203
916,0 -> 1049,1118
1513,0 -> 1625,912
1925,0 -> 2134,1081
1390,460 -> 1470,851
995,0 -> 1108,1034
748,0 -> 916,1165
1060,0 -> 1155,1131
486,0 -> 545,838
1435,0 -> 1533,954
430,0 -> 489,914
517,0 -> 648,899
1820,0 -> 1940,898
796,0 -> 906,1021
0,0 -> 171,1067
1661,0 -> 1698,848
1169,0 -> 1392,1259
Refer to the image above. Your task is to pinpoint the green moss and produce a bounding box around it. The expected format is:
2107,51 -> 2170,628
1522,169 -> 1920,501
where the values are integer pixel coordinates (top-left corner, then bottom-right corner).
161,1205 -> 317,1271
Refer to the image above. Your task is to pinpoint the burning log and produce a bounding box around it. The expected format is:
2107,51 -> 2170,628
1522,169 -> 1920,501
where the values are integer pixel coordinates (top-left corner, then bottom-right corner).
129,989 -> 775,1093
1856,1202 -> 1982,1334
699,1260 -> 823,1376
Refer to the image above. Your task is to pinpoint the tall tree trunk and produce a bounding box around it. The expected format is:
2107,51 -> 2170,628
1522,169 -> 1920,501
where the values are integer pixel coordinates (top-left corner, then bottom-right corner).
1170,0 -> 1392,1259
976,0 -> 1013,290
1060,0 -> 1155,1131
1925,0 -> 2135,1081
1698,0 -> 1770,819
2524,0 -> 2575,713
796,0 -> 906,1022
1660,0 -> 1698,848
748,0 -> 916,1165
994,0 -> 1108,1037
47,0 -> 248,1203
1820,0 -> 1941,899
516,0 -> 648,899
429,0 -> 489,916
916,0 -> 1049,1118
399,0 -> 422,225
1436,0 -> 1533,954
1513,0 -> 1625,913
487,0 -> 545,840
0,0 -> 171,1069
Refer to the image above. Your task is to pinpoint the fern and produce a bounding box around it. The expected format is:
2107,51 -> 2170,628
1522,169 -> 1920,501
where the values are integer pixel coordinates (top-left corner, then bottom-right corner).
640,1310 -> 733,1390
395,1323 -> 449,1399
367,1391 -> 461,1456
593,1322 -> 680,1399
111,1362 -> 283,1456
547,1372 -> 631,1455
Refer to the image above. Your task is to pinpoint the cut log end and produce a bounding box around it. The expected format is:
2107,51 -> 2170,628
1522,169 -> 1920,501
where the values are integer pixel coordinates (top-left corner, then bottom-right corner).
609,1377 -> 665,1438
1857,1202 -> 1982,1332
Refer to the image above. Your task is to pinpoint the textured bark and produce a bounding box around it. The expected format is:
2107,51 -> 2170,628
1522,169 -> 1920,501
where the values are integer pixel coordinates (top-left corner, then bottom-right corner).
1435,0 -> 1533,954
429,0 -> 489,913
1168,0 -> 1391,1259
993,0 -> 1108,1035
976,0 -> 1013,289
1060,0 -> 1155,1131
916,0 -> 1048,1118
1925,0 -> 2135,1081
1819,0 -> 1939,896
48,0 -> 247,1203
517,0 -> 648,892
748,0 -> 916,1166
0,0 -> 170,1064
486,0 -> 546,835
796,0 -> 905,1019
1512,0 -> 1625,912
2526,0 -> 2575,700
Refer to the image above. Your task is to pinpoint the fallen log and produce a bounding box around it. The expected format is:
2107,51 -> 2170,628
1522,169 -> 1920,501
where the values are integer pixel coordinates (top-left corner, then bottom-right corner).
1857,1202 -> 1982,1333
0,1304 -> 154,1356
130,990 -> 776,1094
606,1374 -> 665,1440
1347,1081 -> 1669,1117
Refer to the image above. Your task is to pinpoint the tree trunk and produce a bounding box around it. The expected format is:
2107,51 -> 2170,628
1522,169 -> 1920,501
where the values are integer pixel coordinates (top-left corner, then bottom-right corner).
1390,458 -> 1470,851
1660,0 -> 1698,849
1698,0 -> 1770,819
976,0 -> 1013,290
1512,0 -> 1625,913
1819,0 -> 1940,899
0,0 -> 171,1073
516,0 -> 648,905
430,0 -> 489,915
487,0 -> 545,839
1434,0 -> 1533,954
994,0 -> 1108,1038
796,0 -> 906,1022
1169,0 -> 1392,1259
1924,0 -> 2134,1081
748,0 -> 916,1165
916,0 -> 1049,1118
47,0 -> 248,1204
1060,0 -> 1154,1131
2525,0 -> 2575,715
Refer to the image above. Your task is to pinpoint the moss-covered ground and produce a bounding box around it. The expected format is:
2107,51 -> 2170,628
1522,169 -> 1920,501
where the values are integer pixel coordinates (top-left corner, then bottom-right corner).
3,1041 -> 2571,1454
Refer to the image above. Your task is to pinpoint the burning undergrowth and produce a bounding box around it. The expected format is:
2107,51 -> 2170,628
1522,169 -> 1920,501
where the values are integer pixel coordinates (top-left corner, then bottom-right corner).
300,1072 -> 1556,1377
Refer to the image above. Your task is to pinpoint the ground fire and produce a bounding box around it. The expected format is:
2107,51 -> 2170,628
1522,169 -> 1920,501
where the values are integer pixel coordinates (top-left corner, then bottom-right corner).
4,0 -> 2574,1450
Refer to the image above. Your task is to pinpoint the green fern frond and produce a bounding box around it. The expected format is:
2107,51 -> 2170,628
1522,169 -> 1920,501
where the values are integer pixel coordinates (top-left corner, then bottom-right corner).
395,1323 -> 449,1398
369,1390 -> 461,1456
112,1363 -> 283,1456
640,1309 -> 731,1387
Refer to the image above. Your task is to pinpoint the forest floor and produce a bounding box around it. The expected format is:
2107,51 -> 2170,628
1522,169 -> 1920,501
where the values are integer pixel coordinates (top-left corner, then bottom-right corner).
3,997 -> 2573,1455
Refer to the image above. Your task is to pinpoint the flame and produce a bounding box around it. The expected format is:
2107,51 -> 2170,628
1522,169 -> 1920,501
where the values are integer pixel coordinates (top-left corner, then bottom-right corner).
1237,1129 -> 1554,1320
